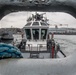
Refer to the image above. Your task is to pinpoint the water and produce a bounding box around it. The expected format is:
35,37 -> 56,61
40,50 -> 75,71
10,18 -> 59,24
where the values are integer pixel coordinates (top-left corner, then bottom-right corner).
54,35 -> 76,56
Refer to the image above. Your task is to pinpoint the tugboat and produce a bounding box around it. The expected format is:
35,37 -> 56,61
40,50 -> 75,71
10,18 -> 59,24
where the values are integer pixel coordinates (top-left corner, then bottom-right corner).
17,12 -> 66,58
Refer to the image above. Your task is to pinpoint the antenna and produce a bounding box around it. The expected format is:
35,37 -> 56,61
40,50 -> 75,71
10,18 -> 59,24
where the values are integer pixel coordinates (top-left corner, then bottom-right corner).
27,12 -> 48,22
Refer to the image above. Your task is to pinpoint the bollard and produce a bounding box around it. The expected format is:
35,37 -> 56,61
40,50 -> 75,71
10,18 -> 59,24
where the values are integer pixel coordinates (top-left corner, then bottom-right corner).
52,44 -> 55,58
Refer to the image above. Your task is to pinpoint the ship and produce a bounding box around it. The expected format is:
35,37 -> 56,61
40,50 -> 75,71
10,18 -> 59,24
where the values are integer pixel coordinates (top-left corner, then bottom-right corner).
16,12 -> 66,58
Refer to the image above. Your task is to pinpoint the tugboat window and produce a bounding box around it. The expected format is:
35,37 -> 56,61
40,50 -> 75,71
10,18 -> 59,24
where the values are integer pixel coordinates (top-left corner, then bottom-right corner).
10,0 -> 14,2
40,22 -> 46,26
26,22 -> 31,26
32,22 -> 39,25
32,29 -> 39,40
41,29 -> 47,39
25,29 -> 31,39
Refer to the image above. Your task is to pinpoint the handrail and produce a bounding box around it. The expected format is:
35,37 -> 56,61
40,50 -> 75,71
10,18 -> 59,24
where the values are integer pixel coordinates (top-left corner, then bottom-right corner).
26,44 -> 32,51
37,44 -> 47,51
59,50 -> 66,57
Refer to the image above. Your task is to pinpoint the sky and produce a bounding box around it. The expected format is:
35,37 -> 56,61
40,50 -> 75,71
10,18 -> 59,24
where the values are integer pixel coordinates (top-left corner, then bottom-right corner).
0,11 -> 76,28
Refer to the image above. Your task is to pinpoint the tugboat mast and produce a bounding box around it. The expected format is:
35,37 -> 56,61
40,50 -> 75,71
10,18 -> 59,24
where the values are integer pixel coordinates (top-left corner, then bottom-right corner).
27,12 -> 48,23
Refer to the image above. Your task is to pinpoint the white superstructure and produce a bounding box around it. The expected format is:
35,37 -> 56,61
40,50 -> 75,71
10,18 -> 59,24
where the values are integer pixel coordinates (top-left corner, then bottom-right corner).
23,13 -> 49,47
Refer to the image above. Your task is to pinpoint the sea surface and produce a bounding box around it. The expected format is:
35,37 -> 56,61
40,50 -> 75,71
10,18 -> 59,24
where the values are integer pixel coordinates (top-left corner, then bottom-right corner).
54,35 -> 76,56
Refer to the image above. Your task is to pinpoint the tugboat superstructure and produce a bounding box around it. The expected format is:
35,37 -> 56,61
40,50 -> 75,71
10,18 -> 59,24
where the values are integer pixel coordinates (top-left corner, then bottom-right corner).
23,12 -> 49,41
17,12 -> 66,58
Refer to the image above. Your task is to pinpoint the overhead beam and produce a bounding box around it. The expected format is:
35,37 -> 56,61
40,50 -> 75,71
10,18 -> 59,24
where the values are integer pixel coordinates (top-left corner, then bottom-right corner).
0,0 -> 76,19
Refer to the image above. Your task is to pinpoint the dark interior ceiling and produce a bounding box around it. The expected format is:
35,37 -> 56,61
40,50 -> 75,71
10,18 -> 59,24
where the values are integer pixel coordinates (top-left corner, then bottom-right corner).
0,0 -> 76,19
